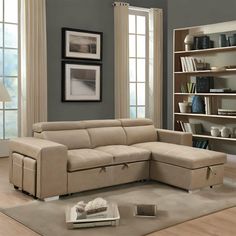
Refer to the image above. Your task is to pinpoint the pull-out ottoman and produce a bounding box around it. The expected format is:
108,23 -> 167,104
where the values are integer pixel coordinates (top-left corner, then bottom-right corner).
133,142 -> 227,191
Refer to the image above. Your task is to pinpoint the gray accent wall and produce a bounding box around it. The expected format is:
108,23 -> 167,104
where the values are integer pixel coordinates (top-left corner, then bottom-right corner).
46,0 -> 167,122
167,0 -> 236,129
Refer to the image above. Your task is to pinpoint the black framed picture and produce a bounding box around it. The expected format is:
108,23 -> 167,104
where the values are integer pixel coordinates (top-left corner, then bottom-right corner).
62,61 -> 102,102
62,28 -> 103,60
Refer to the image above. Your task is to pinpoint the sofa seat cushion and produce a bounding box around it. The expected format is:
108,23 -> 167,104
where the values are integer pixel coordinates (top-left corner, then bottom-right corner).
133,142 -> 226,169
67,149 -> 113,172
96,145 -> 151,164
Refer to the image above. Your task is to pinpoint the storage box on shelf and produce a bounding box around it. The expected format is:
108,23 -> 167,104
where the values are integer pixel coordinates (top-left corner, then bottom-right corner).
173,21 -> 236,154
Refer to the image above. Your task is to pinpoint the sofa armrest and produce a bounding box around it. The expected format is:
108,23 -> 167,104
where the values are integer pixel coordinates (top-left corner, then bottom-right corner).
156,129 -> 192,146
9,137 -> 68,199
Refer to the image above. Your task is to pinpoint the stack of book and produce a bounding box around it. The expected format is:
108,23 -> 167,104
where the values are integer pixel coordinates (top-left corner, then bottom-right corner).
180,57 -> 197,72
218,109 -> 236,116
210,88 -> 235,93
192,140 -> 209,149
181,82 -> 196,93
178,121 -> 202,134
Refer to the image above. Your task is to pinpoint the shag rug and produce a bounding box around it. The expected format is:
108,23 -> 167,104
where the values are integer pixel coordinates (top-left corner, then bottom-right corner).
2,179 -> 236,236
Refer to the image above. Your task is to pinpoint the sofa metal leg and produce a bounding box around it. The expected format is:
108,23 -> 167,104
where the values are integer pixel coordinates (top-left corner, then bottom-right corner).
188,189 -> 200,194
43,196 -> 59,202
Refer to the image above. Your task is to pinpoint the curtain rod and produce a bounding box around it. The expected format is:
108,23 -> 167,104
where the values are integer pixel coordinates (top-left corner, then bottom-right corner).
113,2 -> 129,7
113,3 -> 150,13
129,6 -> 150,12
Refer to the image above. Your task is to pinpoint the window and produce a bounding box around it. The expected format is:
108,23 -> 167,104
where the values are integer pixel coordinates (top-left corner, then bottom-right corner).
129,9 -> 149,119
0,0 -> 19,139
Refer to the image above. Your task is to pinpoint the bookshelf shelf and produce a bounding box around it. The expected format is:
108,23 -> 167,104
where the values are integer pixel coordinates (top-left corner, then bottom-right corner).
174,113 -> 236,119
193,134 -> 236,142
175,93 -> 236,96
174,69 -> 236,75
175,45 -> 236,55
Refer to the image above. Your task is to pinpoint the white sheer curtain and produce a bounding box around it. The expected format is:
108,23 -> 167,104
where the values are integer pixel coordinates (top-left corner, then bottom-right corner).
114,2 -> 129,118
20,0 -> 48,136
149,8 -> 163,128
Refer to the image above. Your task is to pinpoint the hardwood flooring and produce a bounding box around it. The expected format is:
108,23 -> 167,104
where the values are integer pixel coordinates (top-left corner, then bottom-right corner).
0,155 -> 235,236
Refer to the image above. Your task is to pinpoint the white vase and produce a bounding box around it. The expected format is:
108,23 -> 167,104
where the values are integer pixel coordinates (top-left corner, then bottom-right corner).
178,102 -> 189,113
211,127 -> 220,137
221,127 -> 231,138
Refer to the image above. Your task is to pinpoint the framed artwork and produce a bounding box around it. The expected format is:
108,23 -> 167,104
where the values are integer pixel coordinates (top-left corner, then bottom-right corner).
62,62 -> 102,102
62,28 -> 103,60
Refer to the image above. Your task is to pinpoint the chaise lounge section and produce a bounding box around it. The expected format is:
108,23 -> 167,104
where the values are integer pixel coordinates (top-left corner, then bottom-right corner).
9,119 -> 227,200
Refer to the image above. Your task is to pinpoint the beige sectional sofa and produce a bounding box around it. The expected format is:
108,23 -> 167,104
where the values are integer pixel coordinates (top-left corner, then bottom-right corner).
9,119 -> 227,200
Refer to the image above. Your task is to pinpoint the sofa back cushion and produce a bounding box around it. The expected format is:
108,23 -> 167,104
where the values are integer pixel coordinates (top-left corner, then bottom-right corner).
88,127 -> 126,148
120,118 -> 157,145
33,121 -> 84,132
38,130 -> 91,149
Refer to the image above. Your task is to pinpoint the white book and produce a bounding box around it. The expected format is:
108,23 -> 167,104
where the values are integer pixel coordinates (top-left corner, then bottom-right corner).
190,57 -> 197,71
188,57 -> 194,71
180,57 -> 186,72
183,57 -> 188,72
204,97 -> 211,115
185,57 -> 193,72
184,123 -> 192,133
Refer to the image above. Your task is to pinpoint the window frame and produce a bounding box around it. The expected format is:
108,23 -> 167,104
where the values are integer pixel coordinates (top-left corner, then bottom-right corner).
128,8 -> 149,119
0,0 -> 21,140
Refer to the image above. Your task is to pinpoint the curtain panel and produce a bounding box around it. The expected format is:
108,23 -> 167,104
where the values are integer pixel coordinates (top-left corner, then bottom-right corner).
114,2 -> 129,118
21,0 -> 48,136
149,8 -> 163,128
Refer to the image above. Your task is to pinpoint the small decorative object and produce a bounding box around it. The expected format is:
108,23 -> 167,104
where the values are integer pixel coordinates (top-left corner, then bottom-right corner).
193,36 -> 211,50
232,127 -> 236,138
184,34 -> 193,51
228,35 -> 236,46
62,28 -> 102,60
65,201 -> 120,229
178,102 -> 189,113
195,61 -> 210,70
75,201 -> 86,213
221,127 -> 231,138
233,33 -> 236,45
202,36 -> 210,49
226,65 -> 236,69
196,77 -> 214,93
134,204 -> 157,217
193,36 -> 202,50
85,198 -> 108,215
219,34 -> 227,47
62,62 -> 102,102
211,127 -> 220,137
210,66 -> 226,72
210,40 -> 214,48
191,96 -> 205,114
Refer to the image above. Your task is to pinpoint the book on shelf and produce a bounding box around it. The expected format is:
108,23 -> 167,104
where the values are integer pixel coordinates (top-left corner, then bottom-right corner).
193,140 -> 209,149
177,121 -> 202,134
210,88 -> 235,93
218,109 -> 236,116
204,96 -> 211,115
181,82 -> 196,93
